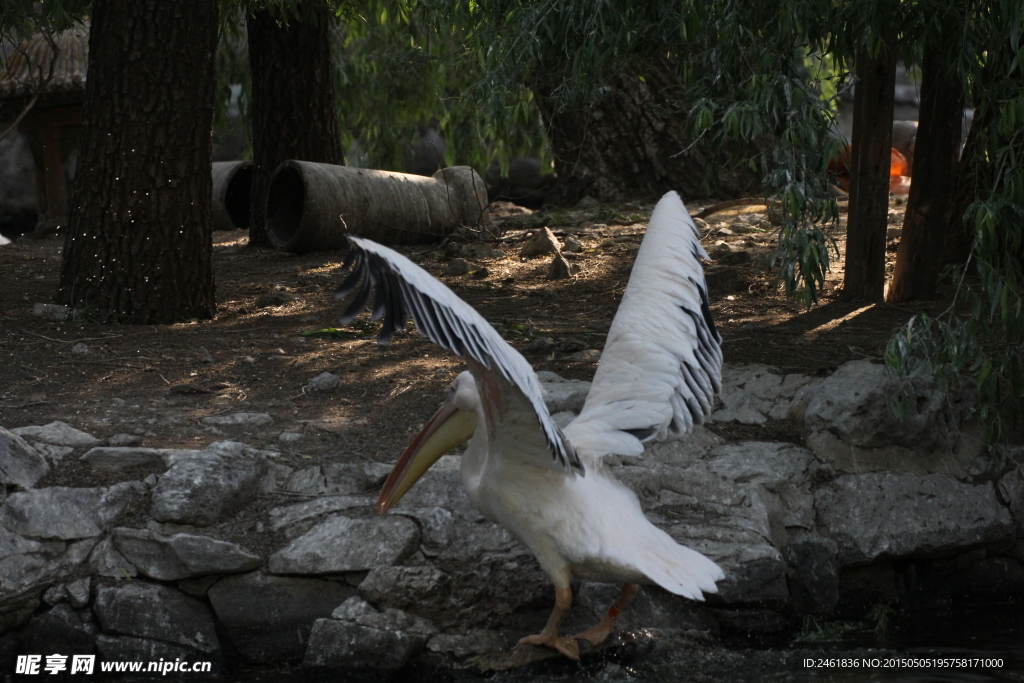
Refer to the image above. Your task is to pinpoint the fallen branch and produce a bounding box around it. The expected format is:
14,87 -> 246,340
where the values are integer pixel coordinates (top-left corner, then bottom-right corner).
695,197 -> 770,220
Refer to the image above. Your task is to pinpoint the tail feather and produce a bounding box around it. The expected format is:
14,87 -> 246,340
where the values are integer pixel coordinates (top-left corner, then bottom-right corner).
639,531 -> 724,601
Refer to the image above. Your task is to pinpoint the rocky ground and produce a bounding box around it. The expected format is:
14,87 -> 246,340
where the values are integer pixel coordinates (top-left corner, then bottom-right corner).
0,199 -> 1022,679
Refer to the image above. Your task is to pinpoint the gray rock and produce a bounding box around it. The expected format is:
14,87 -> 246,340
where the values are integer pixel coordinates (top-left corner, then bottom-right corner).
96,635 -> 211,665
11,421 -> 99,447
303,597 -> 435,673
150,445 -> 268,526
94,583 -> 220,653
0,482 -> 144,539
0,427 -> 49,488
803,360 -> 963,453
23,604 -> 95,655
277,431 -> 304,444
32,303 -> 71,321
112,528 -> 261,581
815,473 -> 1017,566
805,427 -> 983,478
43,583 -> 67,605
563,348 -> 600,362
71,342 -> 89,354
66,577 -> 90,608
537,372 -> 591,413
428,630 -> 509,659
209,572 -> 354,663
283,466 -> 326,494
998,465 -> 1024,537
303,372 -> 341,394
561,235 -> 584,253
709,243 -> 752,265
268,515 -> 419,574
322,461 -> 392,495
30,442 -> 74,461
463,243 -> 505,259
178,575 -> 220,599
709,365 -> 814,425
108,433 -> 143,447
1,534 -> 94,610
88,536 -> 137,579
444,258 -> 476,276
519,227 -> 561,258
703,441 -> 816,533
359,566 -> 449,617
526,337 -> 556,354
782,534 -> 839,615
201,412 -> 274,427
641,426 -> 726,467
547,253 -> 573,280
80,446 -> 178,473
268,496 -> 370,536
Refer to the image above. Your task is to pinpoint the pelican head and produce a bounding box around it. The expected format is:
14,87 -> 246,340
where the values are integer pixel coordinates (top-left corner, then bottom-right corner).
376,371 -> 479,513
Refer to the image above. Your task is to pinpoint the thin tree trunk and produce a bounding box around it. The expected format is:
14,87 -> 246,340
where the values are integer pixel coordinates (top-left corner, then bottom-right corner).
535,59 -> 762,205
247,3 -> 344,249
843,35 -> 897,302
887,38 -> 964,302
57,0 -> 217,322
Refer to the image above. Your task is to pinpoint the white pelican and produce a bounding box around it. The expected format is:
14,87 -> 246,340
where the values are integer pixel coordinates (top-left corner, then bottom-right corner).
335,191 -> 724,659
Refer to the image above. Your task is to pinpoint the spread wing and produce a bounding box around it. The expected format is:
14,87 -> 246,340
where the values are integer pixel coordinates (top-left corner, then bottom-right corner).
563,191 -> 722,460
335,236 -> 582,475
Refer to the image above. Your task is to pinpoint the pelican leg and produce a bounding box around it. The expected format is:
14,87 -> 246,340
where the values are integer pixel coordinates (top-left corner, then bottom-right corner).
573,583 -> 639,646
516,586 -> 580,660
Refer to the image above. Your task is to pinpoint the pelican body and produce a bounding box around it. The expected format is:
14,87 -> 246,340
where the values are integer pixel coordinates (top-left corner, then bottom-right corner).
337,191 -> 724,658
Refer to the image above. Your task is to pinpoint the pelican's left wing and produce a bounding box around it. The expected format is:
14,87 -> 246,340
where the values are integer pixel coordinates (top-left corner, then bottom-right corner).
564,191 -> 722,460
335,236 -> 582,475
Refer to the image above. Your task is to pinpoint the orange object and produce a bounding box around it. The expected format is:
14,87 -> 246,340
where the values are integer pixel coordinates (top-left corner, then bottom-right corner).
829,145 -> 910,193
889,149 -> 907,177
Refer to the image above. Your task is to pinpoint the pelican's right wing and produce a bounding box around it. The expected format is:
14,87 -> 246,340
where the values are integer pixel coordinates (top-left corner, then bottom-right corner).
335,236 -> 582,475
563,191 -> 722,460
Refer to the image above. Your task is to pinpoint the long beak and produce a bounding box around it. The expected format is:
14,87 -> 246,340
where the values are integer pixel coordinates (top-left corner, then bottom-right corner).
376,398 -> 478,514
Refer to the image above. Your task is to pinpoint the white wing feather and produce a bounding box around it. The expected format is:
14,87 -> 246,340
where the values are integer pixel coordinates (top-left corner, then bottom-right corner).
335,236 -> 581,474
564,191 -> 722,460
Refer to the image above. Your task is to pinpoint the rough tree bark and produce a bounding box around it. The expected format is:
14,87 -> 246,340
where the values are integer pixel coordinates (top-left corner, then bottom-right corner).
535,59 -> 762,205
842,35 -> 898,302
57,0 -> 218,323
247,2 -> 344,249
886,38 -> 964,303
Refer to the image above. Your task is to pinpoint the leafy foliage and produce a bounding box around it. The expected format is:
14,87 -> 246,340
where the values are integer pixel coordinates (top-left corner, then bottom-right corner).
886,17 -> 1024,443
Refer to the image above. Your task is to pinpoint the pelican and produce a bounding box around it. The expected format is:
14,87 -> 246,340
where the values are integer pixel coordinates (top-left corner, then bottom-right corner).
335,191 -> 724,659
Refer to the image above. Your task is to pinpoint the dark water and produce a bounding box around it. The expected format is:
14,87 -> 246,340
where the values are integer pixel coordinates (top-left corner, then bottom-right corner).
87,604 -> 1023,683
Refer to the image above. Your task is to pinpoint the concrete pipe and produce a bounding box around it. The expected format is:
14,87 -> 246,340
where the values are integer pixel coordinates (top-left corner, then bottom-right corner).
265,161 -> 488,253
212,161 -> 253,231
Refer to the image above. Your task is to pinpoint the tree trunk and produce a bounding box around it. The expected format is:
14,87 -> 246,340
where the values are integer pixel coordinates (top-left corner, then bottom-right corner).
535,59 -> 762,205
886,38 -> 963,302
57,0 -> 218,323
247,3 -> 344,248
842,36 -> 897,302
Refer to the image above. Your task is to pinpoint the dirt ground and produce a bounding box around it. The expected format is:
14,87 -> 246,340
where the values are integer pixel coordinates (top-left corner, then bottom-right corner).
0,196 -> 950,488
